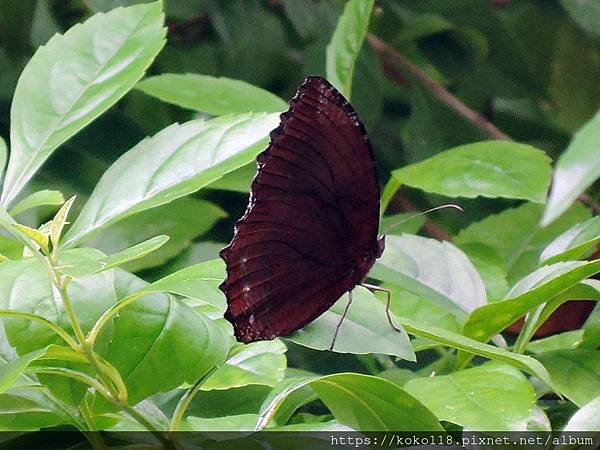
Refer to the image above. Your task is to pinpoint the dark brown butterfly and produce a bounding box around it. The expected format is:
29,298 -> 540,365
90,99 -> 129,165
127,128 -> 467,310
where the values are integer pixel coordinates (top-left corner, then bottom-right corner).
219,76 -> 386,345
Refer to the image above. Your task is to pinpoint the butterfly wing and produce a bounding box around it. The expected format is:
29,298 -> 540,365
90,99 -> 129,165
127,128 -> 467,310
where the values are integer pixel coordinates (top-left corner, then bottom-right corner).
220,76 -> 380,343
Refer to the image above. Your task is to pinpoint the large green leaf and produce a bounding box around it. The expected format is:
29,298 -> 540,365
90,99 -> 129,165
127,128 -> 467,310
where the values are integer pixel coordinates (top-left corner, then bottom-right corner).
202,340 -> 287,391
146,258 -> 226,312
540,216 -> 600,265
542,110 -> 600,226
371,234 -> 487,320
0,386 -> 73,430
562,396 -> 600,431
404,363 -> 536,431
103,289 -> 229,406
1,2 -> 166,206
0,250 -> 117,355
63,113 -> 279,247
256,373 -> 443,431
377,283 -> 462,334
391,141 -> 552,203
455,202 -> 592,285
326,0 -> 374,98
184,414 -> 258,432
288,287 -> 414,360
462,260 -> 600,344
536,350 -> 600,407
396,318 -> 551,385
9,190 -> 64,217
136,74 -> 287,115
84,197 -> 226,272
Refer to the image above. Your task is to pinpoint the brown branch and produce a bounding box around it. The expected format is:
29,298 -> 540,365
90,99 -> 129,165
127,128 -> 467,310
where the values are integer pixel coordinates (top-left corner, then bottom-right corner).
368,33 -> 600,217
167,14 -> 210,35
367,33 -> 511,141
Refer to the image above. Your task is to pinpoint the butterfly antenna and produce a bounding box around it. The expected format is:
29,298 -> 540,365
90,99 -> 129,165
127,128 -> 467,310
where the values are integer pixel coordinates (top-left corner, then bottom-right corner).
381,203 -> 463,235
329,291 -> 353,351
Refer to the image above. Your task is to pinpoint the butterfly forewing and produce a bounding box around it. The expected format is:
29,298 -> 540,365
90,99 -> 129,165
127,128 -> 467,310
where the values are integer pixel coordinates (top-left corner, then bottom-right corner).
220,76 -> 380,343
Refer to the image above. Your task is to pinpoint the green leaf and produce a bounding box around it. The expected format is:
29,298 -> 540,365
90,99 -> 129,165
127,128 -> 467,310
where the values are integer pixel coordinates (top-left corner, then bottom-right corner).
540,216 -> 600,265
0,387 -> 73,430
582,301 -> 600,348
396,318 -> 551,386
12,224 -> 49,254
146,259 -> 227,312
202,340 -> 287,391
455,202 -> 592,286
371,234 -> 486,321
9,190 -> 64,217
459,243 -> 509,300
82,0 -> 154,13
136,74 -> 287,115
0,250 -> 117,355
62,112 -> 279,248
542,110 -> 600,226
49,195 -> 76,249
184,414 -> 258,432
536,350 -> 600,407
563,396 -> 600,431
103,292 -> 229,406
559,0 -> 600,40
288,287 -> 415,360
95,235 -> 169,273
462,260 -> 600,345
0,348 -> 47,395
376,283 -> 461,336
256,373 -> 443,431
0,344 -> 85,395
404,363 -> 536,431
391,141 -> 552,203
1,2 -> 166,207
206,162 -> 256,193
526,330 -> 585,354
326,0 -> 374,98
86,197 -> 226,272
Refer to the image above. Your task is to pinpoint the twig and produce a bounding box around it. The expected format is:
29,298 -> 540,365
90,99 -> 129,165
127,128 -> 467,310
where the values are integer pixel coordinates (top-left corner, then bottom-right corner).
368,33 -> 600,217
167,14 -> 210,35
367,33 -> 511,141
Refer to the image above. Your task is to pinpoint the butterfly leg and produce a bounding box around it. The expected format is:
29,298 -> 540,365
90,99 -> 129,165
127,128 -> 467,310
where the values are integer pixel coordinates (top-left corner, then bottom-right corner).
329,290 -> 353,351
361,283 -> 403,333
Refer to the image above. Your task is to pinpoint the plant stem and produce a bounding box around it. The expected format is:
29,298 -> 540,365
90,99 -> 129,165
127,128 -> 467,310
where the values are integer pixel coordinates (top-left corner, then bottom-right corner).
122,403 -> 179,450
80,399 -> 108,450
86,291 -> 146,346
57,276 -> 87,345
28,367 -> 114,401
170,366 -> 218,431
367,33 -> 511,141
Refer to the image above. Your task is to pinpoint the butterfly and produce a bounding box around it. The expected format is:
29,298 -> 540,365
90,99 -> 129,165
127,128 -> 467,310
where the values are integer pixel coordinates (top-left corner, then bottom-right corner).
219,76 -> 392,346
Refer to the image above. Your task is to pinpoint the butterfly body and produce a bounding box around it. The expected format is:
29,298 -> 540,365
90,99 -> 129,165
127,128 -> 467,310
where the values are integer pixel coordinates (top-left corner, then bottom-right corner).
220,76 -> 381,343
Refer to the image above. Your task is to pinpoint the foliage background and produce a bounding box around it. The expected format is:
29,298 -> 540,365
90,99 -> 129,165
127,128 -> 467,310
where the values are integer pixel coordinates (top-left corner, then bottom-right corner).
0,0 -> 599,442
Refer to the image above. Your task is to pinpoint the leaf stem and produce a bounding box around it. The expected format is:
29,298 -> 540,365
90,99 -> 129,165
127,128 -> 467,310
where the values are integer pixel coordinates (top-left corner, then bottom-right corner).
87,291 -> 146,346
170,366 -> 218,431
27,367 -> 114,401
122,403 -> 179,450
